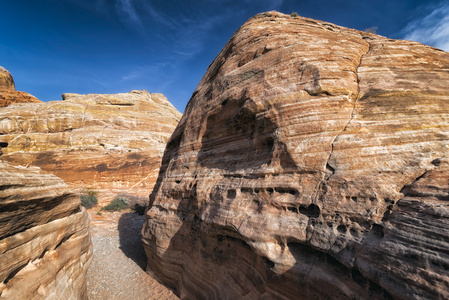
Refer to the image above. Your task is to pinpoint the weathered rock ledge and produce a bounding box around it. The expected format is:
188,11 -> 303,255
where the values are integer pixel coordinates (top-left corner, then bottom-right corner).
0,66 -> 41,108
0,161 -> 92,299
142,11 -> 449,299
0,90 -> 181,203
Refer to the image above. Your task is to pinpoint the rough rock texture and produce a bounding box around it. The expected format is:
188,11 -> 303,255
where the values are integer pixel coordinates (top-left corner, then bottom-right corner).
142,11 -> 449,299
0,67 -> 15,91
0,90 -> 181,203
0,160 -> 92,299
0,66 -> 41,107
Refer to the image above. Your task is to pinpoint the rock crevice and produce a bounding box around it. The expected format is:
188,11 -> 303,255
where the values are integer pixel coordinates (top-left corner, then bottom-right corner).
323,36 -> 372,179
142,11 -> 449,299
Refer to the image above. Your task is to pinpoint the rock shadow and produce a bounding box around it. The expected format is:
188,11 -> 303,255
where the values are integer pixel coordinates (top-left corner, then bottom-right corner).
197,95 -> 297,172
118,212 -> 147,270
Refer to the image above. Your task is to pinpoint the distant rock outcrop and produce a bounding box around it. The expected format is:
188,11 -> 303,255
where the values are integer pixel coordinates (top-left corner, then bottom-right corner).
0,66 -> 41,107
0,90 -> 181,204
0,67 -> 14,91
142,12 -> 449,299
0,161 -> 92,299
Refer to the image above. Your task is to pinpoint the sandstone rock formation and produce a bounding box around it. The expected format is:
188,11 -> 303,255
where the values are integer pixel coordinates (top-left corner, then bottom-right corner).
0,90 -> 181,204
0,67 -> 15,91
0,66 -> 41,107
142,11 -> 449,299
0,160 -> 92,299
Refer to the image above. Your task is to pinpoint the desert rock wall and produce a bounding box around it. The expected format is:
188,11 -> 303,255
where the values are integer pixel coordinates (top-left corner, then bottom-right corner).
0,161 -> 92,299
142,11 -> 449,299
0,90 -> 181,203
0,66 -> 41,108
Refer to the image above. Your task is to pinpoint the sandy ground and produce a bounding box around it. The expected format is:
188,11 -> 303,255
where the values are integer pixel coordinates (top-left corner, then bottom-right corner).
86,211 -> 178,300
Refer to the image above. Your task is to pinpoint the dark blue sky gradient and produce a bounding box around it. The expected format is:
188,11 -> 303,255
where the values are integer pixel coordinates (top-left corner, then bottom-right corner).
0,0 -> 446,112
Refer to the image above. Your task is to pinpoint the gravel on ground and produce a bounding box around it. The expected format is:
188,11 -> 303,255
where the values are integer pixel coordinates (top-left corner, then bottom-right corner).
87,211 -> 178,300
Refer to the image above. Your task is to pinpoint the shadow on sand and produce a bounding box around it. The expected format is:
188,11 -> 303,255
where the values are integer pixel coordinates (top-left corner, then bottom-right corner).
117,212 -> 147,270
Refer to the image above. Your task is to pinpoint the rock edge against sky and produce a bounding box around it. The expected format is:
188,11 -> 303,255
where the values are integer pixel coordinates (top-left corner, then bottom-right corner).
142,11 -> 449,299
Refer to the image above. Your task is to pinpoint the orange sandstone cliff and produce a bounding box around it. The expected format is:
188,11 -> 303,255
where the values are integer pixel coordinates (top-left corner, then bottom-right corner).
0,90 -> 181,204
0,66 -> 41,107
0,161 -> 92,299
142,12 -> 449,299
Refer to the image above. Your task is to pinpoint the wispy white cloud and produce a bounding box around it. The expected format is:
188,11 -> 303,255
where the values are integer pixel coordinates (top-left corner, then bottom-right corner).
121,64 -> 166,82
403,3 -> 449,51
114,0 -> 144,29
120,62 -> 176,91
107,0 -> 287,91
98,0 -> 286,61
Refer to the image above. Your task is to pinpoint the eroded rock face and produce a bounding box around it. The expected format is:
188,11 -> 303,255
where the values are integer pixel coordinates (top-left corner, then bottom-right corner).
0,161 -> 92,299
0,90 -> 181,203
0,90 -> 41,108
0,67 -> 15,91
142,11 -> 449,299
0,66 -> 41,107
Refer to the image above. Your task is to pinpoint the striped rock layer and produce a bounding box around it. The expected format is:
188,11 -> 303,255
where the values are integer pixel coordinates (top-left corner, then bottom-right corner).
0,91 -> 181,203
0,66 -> 41,108
0,161 -> 92,299
142,12 -> 449,299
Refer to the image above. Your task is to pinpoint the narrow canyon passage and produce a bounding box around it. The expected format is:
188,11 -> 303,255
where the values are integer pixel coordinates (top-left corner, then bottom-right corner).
87,211 -> 178,300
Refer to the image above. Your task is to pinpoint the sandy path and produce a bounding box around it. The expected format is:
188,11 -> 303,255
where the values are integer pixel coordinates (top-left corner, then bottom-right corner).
87,211 -> 178,300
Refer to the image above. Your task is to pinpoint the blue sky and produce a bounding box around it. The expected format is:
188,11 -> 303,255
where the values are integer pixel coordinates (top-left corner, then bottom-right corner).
1,0 -> 447,112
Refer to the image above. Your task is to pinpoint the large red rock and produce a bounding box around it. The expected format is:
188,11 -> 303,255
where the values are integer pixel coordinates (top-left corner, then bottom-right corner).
0,160 -> 92,299
142,12 -> 449,299
0,66 -> 41,107
0,90 -> 181,204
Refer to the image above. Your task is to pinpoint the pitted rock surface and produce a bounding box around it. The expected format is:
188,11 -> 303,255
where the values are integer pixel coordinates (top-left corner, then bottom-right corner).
142,12 -> 449,299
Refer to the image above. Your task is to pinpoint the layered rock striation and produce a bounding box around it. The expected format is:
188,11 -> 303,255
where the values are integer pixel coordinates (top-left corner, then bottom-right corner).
0,161 -> 92,299
142,12 -> 449,299
0,66 -> 41,107
0,90 -> 181,203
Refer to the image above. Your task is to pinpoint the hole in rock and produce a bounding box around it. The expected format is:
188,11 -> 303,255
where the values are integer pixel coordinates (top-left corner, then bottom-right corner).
371,224 -> 384,238
287,206 -> 298,213
264,137 -> 274,148
337,225 -> 347,233
274,187 -> 298,196
299,204 -> 320,218
350,227 -> 358,236
263,257 -> 275,269
227,189 -> 236,199
351,269 -> 368,288
241,187 -> 253,194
